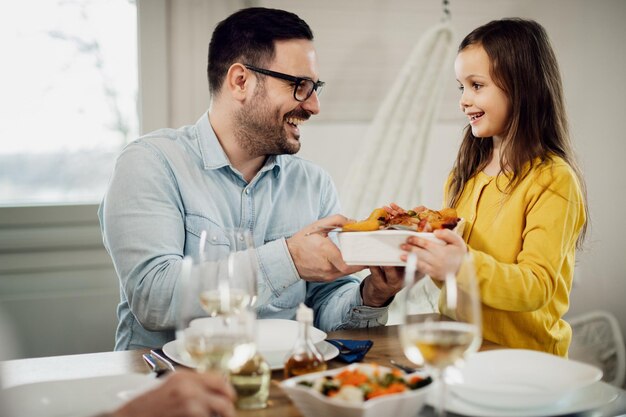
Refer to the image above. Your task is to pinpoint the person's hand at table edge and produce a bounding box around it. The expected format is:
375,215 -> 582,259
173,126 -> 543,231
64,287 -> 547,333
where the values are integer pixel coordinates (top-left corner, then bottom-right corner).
100,369 -> 236,417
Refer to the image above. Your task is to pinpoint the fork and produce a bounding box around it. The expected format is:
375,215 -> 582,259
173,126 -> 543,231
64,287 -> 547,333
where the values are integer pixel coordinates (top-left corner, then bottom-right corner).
142,349 -> 176,377
304,225 -> 341,236
389,359 -> 422,373
142,353 -> 170,378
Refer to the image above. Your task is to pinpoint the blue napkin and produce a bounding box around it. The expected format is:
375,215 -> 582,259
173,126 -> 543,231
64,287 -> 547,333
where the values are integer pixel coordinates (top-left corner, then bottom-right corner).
326,339 -> 373,363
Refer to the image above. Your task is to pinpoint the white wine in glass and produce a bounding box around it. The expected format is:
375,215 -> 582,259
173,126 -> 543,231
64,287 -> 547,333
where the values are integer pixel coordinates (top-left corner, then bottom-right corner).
182,311 -> 256,372
199,288 -> 253,317
197,228 -> 258,315
400,253 -> 482,417
402,321 -> 478,369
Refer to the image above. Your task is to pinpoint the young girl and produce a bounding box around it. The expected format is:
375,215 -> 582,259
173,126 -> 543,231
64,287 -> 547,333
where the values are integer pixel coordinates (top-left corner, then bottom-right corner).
395,18 -> 588,357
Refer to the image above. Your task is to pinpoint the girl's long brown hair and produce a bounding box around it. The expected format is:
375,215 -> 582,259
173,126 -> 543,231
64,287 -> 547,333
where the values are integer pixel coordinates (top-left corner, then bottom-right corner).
447,18 -> 588,247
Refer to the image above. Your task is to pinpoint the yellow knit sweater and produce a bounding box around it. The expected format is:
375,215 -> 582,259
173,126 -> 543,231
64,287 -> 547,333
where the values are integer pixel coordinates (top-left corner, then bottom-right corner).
444,156 -> 586,356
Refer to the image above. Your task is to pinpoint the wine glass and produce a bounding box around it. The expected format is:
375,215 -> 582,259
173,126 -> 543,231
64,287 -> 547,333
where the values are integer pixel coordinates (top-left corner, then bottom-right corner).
176,228 -> 258,373
400,252 -> 482,416
196,228 -> 258,315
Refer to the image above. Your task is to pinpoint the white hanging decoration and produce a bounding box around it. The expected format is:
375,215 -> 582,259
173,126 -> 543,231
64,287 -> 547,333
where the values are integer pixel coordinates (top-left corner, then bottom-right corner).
340,22 -> 456,219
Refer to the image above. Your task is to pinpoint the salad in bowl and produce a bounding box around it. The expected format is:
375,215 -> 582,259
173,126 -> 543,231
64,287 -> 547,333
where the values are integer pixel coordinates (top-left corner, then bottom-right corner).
280,363 -> 432,417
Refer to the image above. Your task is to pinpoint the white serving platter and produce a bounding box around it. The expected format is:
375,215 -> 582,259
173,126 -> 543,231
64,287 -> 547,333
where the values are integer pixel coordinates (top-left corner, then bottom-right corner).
337,219 -> 465,266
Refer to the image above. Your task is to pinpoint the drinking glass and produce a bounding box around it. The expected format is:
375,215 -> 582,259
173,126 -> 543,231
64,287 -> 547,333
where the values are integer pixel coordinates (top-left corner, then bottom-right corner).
176,228 -> 259,373
400,252 -> 482,416
197,228 -> 258,315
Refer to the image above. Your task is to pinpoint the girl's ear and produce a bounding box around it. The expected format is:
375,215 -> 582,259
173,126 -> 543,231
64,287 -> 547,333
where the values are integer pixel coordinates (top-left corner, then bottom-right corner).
224,63 -> 253,102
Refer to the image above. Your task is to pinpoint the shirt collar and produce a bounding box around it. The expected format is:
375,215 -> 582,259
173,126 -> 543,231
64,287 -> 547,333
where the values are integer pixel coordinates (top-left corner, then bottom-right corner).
196,112 -> 282,178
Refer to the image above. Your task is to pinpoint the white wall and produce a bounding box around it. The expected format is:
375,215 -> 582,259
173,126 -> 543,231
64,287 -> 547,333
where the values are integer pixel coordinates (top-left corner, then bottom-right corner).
151,0 -> 626,337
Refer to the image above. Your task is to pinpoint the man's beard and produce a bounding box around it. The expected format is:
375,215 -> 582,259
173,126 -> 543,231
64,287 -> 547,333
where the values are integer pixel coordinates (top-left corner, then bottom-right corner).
233,86 -> 307,157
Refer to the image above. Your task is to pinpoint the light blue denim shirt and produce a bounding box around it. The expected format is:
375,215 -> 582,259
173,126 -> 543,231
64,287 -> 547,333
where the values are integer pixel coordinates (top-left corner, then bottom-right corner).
99,112 -> 388,350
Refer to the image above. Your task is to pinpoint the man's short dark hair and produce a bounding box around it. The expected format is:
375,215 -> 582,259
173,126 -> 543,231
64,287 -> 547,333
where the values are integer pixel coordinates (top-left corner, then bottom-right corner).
207,7 -> 314,96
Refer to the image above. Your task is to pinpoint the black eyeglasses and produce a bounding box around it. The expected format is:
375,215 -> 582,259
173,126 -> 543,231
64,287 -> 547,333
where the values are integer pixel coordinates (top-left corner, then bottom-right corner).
244,64 -> 324,102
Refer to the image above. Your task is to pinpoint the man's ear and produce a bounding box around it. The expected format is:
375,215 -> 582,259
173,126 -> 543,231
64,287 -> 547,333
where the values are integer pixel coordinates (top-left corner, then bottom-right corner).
224,63 -> 251,102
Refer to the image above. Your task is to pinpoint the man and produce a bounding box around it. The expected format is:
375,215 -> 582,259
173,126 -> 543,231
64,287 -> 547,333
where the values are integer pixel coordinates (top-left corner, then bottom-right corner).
99,7 -> 403,350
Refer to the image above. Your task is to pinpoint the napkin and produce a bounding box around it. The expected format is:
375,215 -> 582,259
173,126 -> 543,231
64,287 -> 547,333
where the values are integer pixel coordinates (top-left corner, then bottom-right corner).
326,339 -> 373,363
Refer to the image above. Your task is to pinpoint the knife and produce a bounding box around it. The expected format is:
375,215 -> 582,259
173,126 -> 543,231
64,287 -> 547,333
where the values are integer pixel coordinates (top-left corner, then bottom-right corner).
150,348 -> 177,373
389,359 -> 422,373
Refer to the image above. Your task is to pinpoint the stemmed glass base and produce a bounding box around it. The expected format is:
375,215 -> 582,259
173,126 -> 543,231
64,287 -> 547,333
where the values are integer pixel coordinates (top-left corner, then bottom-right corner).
400,252 -> 482,417
430,367 -> 450,417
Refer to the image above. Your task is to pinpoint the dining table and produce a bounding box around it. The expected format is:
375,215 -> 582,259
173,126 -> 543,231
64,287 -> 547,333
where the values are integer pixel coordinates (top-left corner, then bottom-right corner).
2,321 -> 625,417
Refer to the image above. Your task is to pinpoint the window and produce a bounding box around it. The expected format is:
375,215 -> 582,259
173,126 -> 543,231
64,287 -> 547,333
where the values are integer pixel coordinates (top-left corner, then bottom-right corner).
0,0 -> 138,206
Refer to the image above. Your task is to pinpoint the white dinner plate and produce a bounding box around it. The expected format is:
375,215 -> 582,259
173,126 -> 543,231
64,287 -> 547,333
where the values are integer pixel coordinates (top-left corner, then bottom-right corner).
162,339 -> 339,370
164,319 -> 339,370
427,380 -> 619,417
450,349 -> 603,410
2,373 -> 159,417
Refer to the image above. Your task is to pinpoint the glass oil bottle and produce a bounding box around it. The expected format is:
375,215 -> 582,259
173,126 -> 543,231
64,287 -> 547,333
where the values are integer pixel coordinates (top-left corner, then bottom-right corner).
284,303 -> 327,378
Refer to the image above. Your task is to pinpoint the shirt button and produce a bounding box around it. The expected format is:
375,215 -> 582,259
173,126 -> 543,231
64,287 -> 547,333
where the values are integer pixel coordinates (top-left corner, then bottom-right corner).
245,189 -> 250,195
211,236 -> 217,242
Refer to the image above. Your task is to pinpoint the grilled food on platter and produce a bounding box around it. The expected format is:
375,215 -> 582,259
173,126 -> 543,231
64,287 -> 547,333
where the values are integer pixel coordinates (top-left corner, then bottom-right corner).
342,207 -> 459,233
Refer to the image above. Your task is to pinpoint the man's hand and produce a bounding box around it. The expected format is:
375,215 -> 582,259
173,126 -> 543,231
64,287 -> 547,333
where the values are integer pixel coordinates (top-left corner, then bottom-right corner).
287,214 -> 365,282
361,266 -> 408,307
109,370 -> 236,417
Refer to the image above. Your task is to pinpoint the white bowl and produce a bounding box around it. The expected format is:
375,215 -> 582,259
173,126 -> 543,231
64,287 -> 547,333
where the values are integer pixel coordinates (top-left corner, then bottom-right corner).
450,349 -> 603,410
280,363 -> 433,417
338,220 -> 464,266
255,319 -> 327,365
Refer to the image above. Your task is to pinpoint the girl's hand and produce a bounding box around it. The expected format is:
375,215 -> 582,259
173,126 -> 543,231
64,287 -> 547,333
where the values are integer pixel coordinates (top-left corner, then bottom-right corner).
401,229 -> 467,281
383,202 -> 406,216
383,202 -> 427,217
